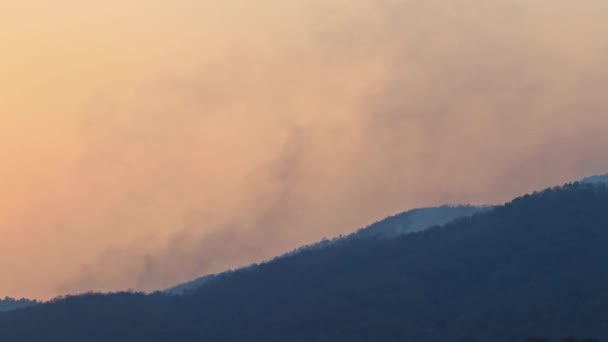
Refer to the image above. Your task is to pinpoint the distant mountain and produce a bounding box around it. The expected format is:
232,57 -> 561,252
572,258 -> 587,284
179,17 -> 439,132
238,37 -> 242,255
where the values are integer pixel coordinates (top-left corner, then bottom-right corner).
165,204 -> 490,294
165,274 -> 217,295
2,182 -> 608,341
351,204 -> 491,239
581,173 -> 608,185
0,297 -> 38,312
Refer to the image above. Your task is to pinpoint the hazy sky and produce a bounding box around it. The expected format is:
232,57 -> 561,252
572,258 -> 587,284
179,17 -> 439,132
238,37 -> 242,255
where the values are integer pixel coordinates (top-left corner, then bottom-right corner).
2,0 -> 608,299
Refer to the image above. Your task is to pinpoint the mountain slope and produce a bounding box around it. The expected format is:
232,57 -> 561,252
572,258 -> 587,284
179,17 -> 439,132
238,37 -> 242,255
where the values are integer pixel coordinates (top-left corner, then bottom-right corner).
165,204 -> 489,294
2,183 -> 608,341
166,172 -> 606,295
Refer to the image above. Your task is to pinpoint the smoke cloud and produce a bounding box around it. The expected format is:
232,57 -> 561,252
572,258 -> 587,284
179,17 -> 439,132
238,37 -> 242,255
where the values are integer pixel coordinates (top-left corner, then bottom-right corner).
2,0 -> 608,298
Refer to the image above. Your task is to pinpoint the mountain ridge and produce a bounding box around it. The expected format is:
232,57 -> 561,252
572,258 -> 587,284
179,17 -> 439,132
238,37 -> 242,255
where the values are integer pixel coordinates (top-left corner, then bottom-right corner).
165,172 -> 606,295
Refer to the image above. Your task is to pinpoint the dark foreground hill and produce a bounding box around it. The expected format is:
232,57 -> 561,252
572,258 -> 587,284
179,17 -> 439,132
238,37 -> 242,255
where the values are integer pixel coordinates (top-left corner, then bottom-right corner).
2,183 -> 608,341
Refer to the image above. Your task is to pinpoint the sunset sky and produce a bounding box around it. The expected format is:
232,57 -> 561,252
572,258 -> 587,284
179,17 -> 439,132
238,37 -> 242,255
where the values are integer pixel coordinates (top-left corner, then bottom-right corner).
2,0 -> 608,299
